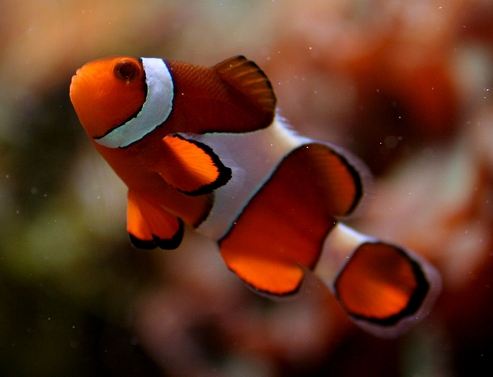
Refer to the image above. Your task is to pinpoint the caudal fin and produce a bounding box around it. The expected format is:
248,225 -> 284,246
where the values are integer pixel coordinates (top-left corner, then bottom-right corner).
315,224 -> 441,337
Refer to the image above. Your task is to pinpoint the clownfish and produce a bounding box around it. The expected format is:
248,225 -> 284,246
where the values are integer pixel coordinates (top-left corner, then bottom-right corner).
69,55 -> 440,337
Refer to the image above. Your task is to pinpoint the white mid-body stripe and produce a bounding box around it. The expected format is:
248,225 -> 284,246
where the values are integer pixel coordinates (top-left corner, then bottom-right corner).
182,116 -> 311,240
95,58 -> 174,148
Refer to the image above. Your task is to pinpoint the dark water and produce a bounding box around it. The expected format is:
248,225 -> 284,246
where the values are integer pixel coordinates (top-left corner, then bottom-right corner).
1,1 -> 493,376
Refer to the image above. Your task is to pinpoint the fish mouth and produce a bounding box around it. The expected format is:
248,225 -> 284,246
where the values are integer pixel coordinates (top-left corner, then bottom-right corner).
70,69 -> 80,84
69,69 -> 83,99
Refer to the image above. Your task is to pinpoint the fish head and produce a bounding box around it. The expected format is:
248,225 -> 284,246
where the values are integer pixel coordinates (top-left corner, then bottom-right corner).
70,56 -> 146,140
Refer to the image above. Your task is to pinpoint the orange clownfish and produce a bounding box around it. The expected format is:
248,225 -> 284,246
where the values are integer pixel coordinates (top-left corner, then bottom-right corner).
69,55 -> 440,337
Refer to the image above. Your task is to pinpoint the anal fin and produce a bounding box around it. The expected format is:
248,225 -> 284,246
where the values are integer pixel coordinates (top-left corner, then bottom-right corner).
219,143 -> 358,296
127,190 -> 184,250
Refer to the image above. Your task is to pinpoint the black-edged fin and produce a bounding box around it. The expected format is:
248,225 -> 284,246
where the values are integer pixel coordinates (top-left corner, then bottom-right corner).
332,240 -> 441,337
302,143 -> 363,216
154,134 -> 231,195
218,143 -> 362,296
213,55 -> 276,129
127,190 -> 184,250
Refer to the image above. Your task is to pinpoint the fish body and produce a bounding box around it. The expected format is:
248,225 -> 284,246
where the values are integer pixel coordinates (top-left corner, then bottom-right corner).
70,55 -> 440,336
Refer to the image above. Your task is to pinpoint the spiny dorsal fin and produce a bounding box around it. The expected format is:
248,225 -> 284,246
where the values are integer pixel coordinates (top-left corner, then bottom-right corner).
213,55 -> 276,122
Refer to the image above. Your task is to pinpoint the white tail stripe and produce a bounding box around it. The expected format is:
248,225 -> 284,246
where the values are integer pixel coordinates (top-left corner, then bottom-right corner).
314,223 -> 373,288
314,223 -> 442,337
95,58 -> 174,148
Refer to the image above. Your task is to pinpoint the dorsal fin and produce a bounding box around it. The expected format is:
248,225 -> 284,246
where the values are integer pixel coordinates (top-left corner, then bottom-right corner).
213,55 -> 276,123
218,142 -> 361,296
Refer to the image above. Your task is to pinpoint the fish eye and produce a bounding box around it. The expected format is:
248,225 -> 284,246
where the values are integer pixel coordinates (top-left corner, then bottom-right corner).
114,59 -> 140,82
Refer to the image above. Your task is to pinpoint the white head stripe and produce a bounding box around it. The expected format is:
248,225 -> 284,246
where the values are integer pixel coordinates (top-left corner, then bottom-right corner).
95,58 -> 174,148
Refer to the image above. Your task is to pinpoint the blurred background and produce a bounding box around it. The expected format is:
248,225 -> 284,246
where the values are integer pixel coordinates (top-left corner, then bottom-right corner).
1,0 -> 493,376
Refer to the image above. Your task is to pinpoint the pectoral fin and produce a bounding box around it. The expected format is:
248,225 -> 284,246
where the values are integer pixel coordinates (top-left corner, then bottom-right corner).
154,134 -> 231,195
